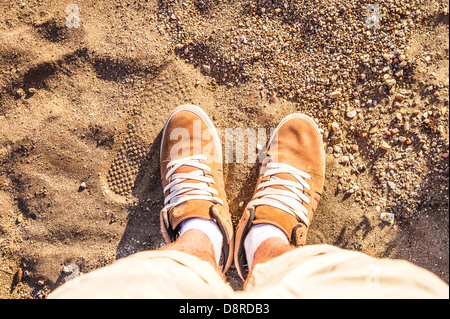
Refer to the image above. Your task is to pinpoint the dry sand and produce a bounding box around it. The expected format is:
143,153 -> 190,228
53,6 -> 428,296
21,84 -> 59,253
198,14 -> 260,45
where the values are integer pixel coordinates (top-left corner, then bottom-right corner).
0,0 -> 448,298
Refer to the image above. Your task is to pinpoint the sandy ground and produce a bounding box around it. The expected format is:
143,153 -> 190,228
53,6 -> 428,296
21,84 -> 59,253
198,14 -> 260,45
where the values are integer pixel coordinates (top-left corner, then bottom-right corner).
0,0 -> 448,298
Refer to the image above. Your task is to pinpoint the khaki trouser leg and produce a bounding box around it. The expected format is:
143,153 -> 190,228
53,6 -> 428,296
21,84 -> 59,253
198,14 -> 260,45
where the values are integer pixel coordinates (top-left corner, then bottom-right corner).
49,245 -> 449,299
241,244 -> 449,299
48,250 -> 235,299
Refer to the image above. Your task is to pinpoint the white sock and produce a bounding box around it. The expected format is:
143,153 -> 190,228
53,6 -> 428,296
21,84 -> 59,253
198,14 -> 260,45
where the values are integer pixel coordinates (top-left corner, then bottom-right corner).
179,218 -> 223,265
244,223 -> 289,270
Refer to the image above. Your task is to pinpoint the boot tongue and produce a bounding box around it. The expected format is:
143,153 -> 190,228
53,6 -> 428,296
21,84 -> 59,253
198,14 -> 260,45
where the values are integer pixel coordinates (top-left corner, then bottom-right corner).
252,170 -> 308,241
253,205 -> 299,241
170,199 -> 213,229
167,163 -> 215,229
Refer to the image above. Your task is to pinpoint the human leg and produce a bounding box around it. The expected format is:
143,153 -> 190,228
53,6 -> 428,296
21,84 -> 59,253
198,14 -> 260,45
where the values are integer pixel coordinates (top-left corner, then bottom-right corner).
242,244 -> 449,298
159,104 -> 234,272
234,113 -> 449,298
50,105 -> 234,298
49,243 -> 234,299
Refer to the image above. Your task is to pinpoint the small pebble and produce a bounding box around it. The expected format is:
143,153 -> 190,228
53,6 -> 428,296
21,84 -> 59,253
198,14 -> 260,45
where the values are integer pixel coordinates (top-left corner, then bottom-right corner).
379,141 -> 391,151
340,156 -> 350,164
330,90 -> 342,99
403,120 -> 410,131
346,110 -> 357,118
16,88 -> 26,98
269,91 -> 277,103
388,181 -> 396,190
329,122 -> 340,132
395,93 -> 406,101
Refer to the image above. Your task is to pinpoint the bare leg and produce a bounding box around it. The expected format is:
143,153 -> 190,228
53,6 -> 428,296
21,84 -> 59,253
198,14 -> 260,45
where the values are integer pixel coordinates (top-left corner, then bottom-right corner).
160,229 -> 225,279
245,237 -> 295,286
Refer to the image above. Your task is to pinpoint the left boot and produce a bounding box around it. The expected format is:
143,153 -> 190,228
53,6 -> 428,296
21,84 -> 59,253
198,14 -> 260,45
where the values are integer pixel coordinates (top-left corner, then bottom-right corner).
159,105 -> 234,272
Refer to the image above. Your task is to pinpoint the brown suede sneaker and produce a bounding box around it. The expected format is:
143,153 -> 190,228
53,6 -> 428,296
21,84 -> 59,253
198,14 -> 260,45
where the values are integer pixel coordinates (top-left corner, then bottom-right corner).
234,113 -> 326,280
159,105 -> 234,272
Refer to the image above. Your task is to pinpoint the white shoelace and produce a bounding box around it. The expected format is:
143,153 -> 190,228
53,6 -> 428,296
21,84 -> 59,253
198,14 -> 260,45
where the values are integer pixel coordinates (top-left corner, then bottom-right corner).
163,154 -> 224,212
247,161 -> 312,226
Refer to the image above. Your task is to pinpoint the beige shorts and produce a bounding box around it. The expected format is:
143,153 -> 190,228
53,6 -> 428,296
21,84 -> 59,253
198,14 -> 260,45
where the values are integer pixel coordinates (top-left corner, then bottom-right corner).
49,244 -> 449,299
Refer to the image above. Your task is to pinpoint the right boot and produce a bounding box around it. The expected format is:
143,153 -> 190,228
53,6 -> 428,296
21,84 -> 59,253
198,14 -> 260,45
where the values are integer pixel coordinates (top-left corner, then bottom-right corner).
234,113 -> 326,280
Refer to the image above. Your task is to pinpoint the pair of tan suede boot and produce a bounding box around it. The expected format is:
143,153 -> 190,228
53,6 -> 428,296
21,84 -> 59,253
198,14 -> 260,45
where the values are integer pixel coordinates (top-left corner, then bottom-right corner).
159,105 -> 325,280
